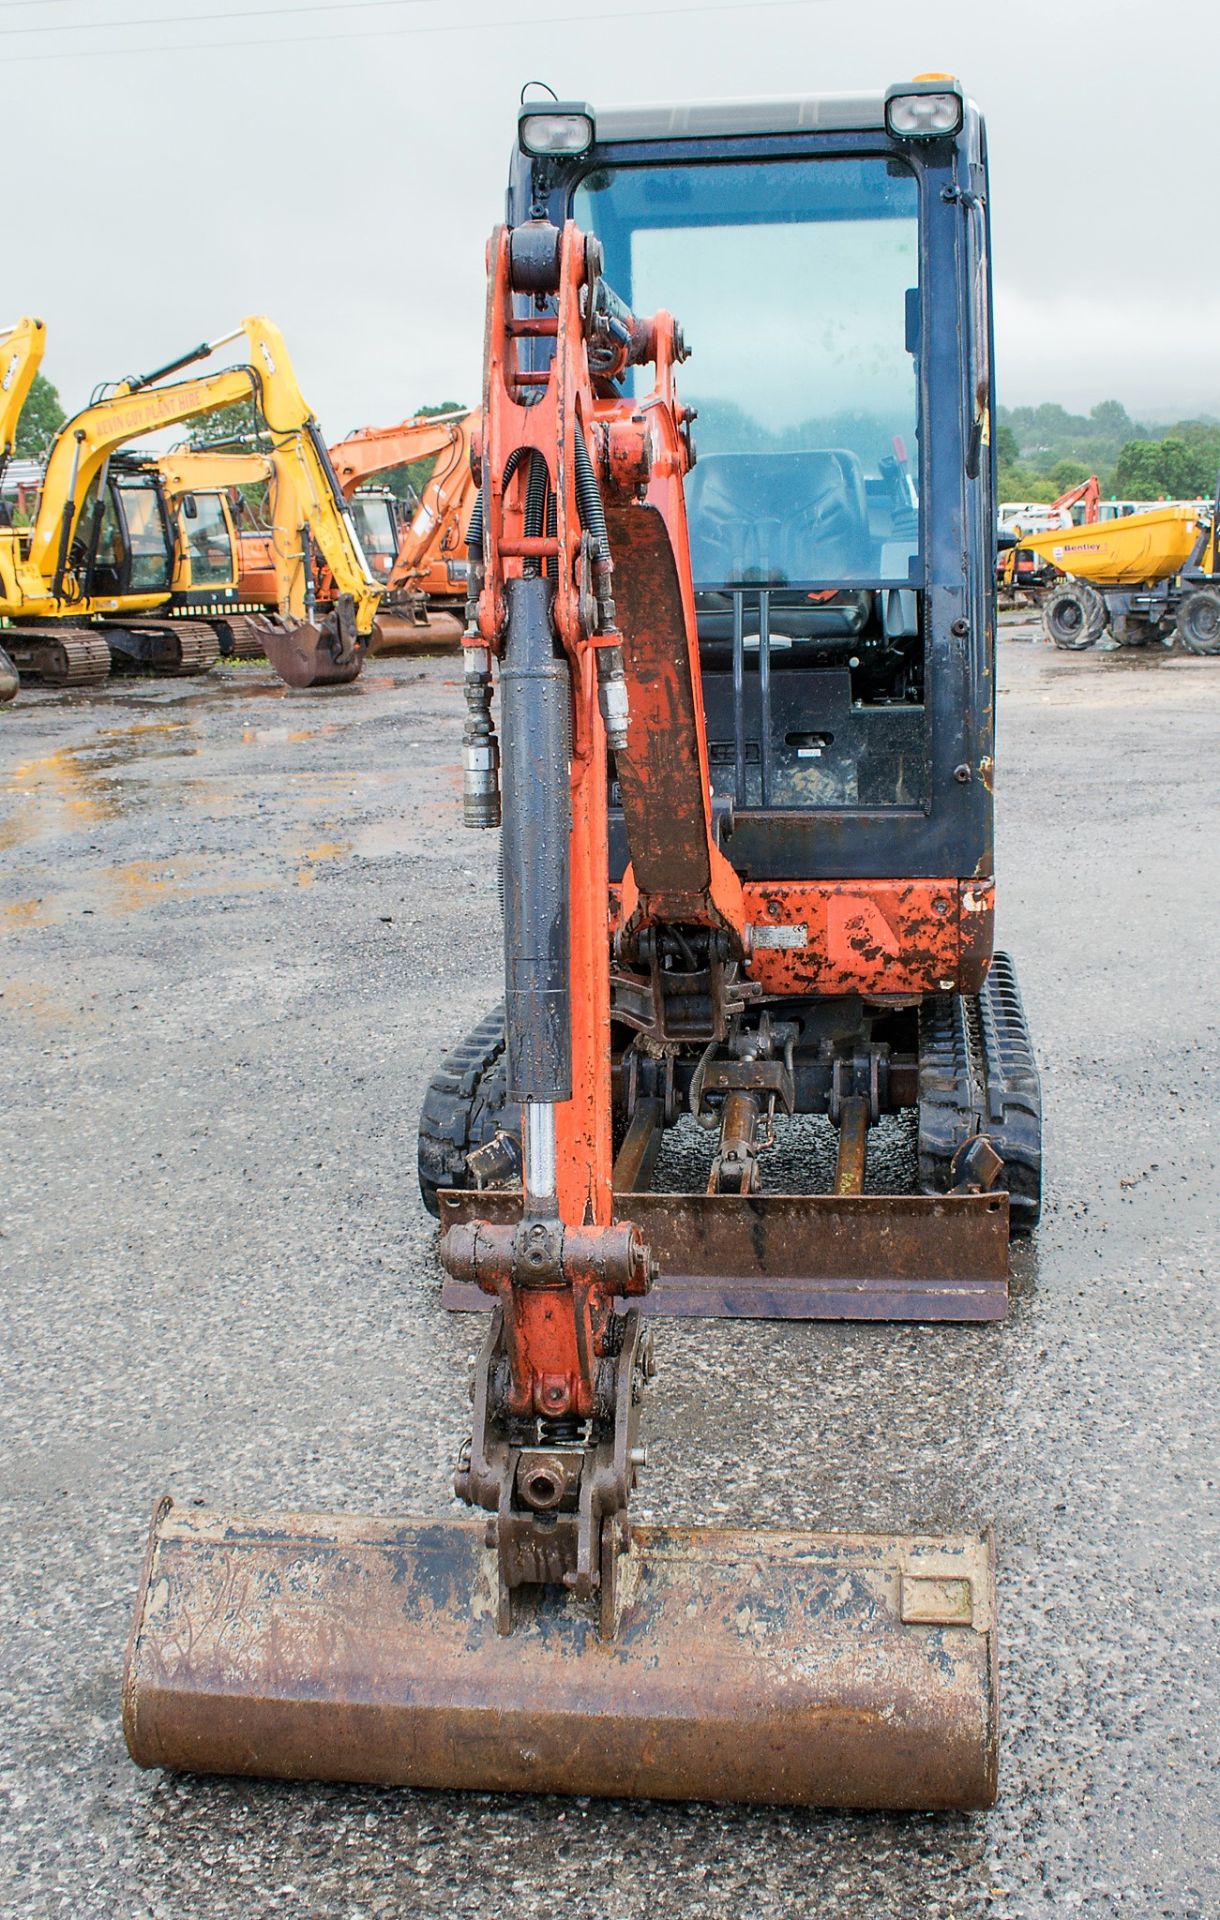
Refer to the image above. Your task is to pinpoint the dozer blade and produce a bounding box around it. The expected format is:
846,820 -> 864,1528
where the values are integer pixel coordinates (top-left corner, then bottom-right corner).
438,1188 -> 1011,1321
124,1499 -> 997,1810
255,607 -> 364,689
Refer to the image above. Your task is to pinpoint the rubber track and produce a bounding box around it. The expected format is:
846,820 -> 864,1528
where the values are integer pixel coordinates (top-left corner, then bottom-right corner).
918,951 -> 1042,1233
161,622 -> 220,675
5,627 -> 111,685
106,621 -> 219,676
417,1005 -> 514,1216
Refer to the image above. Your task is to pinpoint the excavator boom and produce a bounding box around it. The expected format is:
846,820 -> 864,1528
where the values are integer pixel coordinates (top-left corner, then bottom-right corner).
328,408 -> 469,493
0,316 -> 46,461
0,317 -> 46,698
327,410 -> 478,640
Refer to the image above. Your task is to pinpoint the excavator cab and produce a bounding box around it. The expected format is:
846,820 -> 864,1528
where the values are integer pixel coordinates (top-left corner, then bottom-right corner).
348,486 -> 402,580
124,81 -> 1037,1813
75,466 -> 176,599
563,99 -> 987,874
351,486 -> 439,646
64,461 -> 237,673
174,488 -> 241,591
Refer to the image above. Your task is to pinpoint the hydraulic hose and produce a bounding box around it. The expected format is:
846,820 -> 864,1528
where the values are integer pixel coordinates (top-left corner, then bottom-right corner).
522,448 -> 549,578
573,432 -> 608,560
572,431 -> 629,749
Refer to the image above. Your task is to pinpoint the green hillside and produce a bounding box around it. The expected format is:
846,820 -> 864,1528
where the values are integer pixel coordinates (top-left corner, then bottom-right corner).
996,401 -> 1220,503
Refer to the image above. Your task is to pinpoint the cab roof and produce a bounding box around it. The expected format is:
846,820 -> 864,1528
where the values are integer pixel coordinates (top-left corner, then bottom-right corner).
591,92 -> 889,143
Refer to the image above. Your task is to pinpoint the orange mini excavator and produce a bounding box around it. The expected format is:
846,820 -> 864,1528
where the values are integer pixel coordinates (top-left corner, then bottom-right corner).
124,80 -> 1040,1811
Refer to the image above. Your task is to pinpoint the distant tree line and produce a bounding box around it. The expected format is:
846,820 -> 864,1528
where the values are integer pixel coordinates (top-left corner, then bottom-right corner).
995,401 -> 1220,504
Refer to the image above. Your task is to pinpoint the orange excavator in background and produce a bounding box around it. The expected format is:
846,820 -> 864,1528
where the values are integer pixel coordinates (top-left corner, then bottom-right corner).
1051,473 -> 1101,526
326,408 -> 476,643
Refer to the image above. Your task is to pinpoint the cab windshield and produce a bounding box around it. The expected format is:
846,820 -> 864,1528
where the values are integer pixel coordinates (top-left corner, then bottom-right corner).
179,492 -> 234,586
573,156 -> 920,590
117,478 -> 173,592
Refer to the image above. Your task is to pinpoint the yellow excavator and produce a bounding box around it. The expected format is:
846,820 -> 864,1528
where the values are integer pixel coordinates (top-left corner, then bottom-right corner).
0,318 -> 382,689
155,447 -> 274,659
0,316 -> 49,701
156,439 -> 392,669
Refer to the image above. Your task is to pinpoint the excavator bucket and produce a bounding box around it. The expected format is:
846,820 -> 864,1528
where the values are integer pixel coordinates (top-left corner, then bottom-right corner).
368,605 -> 431,651
255,595 -> 364,689
0,643 -> 18,703
124,1499 -> 997,1810
371,609 -> 467,651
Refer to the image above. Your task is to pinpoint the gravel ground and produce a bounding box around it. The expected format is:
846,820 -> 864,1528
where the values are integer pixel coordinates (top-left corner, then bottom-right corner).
1,624 -> 1216,1919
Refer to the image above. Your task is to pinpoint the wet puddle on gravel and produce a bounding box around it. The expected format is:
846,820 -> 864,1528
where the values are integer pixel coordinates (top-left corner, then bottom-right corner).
0,747 -> 125,844
293,840 -> 352,886
238,723 -> 340,746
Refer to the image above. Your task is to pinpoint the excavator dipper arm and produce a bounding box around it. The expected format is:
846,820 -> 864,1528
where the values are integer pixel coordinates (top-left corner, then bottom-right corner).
439,222 -> 669,1625
251,417 -> 384,685
383,416 -> 477,600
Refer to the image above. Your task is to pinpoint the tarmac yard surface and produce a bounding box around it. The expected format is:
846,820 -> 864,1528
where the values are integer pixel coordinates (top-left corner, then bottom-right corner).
1,626 -> 1216,1919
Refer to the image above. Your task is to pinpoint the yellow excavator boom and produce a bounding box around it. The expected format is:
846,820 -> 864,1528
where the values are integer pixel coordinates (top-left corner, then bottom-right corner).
0,318 -> 42,700
0,317 -> 47,461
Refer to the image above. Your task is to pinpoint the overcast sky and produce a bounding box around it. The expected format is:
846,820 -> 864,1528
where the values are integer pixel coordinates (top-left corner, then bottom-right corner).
8,0 -> 1218,433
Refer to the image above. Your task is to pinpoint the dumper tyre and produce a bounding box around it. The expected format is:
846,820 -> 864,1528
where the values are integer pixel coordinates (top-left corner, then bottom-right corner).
1176,587 -> 1220,655
418,1006 -> 515,1216
1043,579 -> 1105,649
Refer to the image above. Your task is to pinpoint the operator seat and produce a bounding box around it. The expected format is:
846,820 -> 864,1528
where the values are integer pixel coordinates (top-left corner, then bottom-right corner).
686,449 -> 873,587
687,448 -> 874,646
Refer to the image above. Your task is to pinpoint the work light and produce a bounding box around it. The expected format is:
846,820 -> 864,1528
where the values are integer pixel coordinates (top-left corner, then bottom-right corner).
518,104 -> 595,156
885,79 -> 964,139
